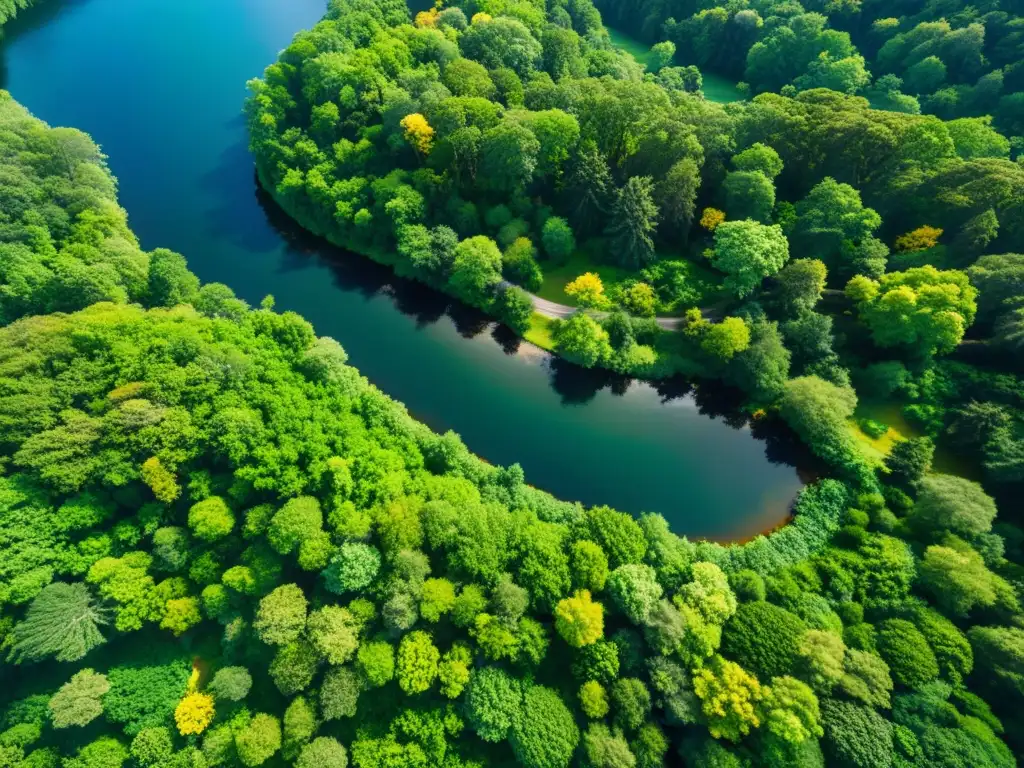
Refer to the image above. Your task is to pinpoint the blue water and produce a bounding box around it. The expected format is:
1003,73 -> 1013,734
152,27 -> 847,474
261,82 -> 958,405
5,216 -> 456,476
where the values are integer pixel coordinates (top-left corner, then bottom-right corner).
1,0 -> 808,539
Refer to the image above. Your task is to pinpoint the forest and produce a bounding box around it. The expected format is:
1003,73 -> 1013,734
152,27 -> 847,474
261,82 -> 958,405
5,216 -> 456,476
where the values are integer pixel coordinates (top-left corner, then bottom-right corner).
0,0 -> 1023,766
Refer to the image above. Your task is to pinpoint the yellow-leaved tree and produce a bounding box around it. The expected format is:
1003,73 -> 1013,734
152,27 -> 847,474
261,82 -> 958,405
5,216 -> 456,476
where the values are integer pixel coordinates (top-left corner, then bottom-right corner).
175,692 -> 215,736
401,113 -> 434,156
895,225 -> 943,252
564,272 -> 606,308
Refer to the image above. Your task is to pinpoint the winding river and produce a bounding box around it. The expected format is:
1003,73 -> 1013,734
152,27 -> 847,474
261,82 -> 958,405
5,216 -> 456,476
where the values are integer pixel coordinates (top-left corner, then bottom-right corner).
1,0 -> 812,539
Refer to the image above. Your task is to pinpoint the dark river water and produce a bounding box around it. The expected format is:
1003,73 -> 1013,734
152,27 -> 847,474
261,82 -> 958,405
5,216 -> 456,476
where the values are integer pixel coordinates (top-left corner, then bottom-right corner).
1,0 -> 811,539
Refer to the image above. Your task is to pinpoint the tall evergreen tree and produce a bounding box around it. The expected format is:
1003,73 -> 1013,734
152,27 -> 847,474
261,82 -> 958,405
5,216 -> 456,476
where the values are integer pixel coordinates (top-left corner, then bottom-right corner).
606,176 -> 659,270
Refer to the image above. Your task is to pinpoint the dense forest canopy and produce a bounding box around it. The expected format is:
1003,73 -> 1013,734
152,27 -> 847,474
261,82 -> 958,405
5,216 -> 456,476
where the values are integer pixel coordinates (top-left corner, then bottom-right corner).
595,0 -> 1024,135
1,0 -> 1024,767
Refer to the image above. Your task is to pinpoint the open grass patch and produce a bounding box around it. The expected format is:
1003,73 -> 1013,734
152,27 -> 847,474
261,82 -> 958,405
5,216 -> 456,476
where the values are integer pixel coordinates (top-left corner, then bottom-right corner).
524,313 -> 556,350
605,24 -> 743,104
537,243 -> 634,305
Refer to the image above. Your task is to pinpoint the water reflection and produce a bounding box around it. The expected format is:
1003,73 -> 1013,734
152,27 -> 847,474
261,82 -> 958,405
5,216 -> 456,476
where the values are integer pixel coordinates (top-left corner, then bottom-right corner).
254,177 -> 821,481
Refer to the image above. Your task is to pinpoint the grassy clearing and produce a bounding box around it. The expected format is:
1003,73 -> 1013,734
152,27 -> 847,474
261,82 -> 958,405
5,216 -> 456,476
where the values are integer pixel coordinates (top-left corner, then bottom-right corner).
524,313 -> 556,349
606,26 -> 652,67
536,238 -> 724,311
605,24 -> 744,104
849,401 -> 917,466
701,72 -> 745,104
536,244 -> 634,305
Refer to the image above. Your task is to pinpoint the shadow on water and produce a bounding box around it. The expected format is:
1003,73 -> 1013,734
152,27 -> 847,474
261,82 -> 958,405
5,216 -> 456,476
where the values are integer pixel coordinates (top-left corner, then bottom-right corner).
251,172 -> 823,488
0,0 -> 816,538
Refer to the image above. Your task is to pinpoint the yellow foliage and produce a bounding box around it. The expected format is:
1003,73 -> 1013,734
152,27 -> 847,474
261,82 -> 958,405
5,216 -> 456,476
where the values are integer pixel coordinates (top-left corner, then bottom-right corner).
175,692 -> 214,736
141,456 -> 180,503
471,12 -> 492,24
700,207 -> 726,231
400,113 -> 434,155
187,665 -> 201,693
414,7 -> 439,27
564,272 -> 605,308
894,225 -> 943,253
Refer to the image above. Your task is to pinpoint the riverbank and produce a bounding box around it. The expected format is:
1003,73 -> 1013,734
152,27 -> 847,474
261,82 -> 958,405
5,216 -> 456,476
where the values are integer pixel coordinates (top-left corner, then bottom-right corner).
0,0 -> 806,539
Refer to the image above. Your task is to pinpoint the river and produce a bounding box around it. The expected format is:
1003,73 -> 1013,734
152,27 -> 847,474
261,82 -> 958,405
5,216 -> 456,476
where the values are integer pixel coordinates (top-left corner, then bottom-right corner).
1,0 -> 811,539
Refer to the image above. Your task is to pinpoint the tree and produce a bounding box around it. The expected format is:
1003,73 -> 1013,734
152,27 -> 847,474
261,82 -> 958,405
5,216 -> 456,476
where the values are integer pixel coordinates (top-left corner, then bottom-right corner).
147,249 -> 199,308
49,669 -> 109,729
397,631 -> 440,695
465,667 -> 522,742
903,56 -> 946,94
838,649 -> 893,709
267,497 -> 322,555
918,543 -> 1006,617
395,112 -> 432,156
845,266 -> 976,356
459,17 -> 542,75
306,605 -> 360,664
779,376 -> 858,465
573,639 -> 621,683
693,656 -> 765,742
894,226 -> 943,253
320,666 -> 360,720
648,41 -> 676,72
605,176 -> 659,269
64,737 -> 128,768
774,259 -> 826,315
563,142 -> 611,236
420,578 -> 457,622
571,541 -> 609,593
579,681 -> 609,719
235,714 -> 281,767
355,640 -> 395,688
188,497 -> 235,542
104,657 -> 190,735
797,630 -> 846,693
208,667 -> 252,702
723,171 -> 775,223
323,543 -> 381,594
909,474 -> 997,539
655,158 -> 700,238
542,216 -> 576,262
710,220 -> 789,298
585,506 -> 647,569
793,178 -> 883,280
877,619 -> 940,689
700,317 -> 750,362
479,122 -> 540,192
611,678 -> 651,732
503,238 -> 542,292
10,582 -> 108,663
130,728 -> 173,767
174,693 -> 214,736
733,143 -> 783,179
722,602 -> 807,679
607,565 -> 663,625
763,676 -> 822,745
449,235 -> 503,304
283,696 -> 316,760
438,644 -> 472,698
296,738 -> 347,768
555,590 -> 604,647
564,272 -> 606,309
885,437 -> 934,487
552,312 -> 613,368
510,685 -> 580,768
253,584 -> 307,646
968,626 -> 1024,698
820,700 -> 893,768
